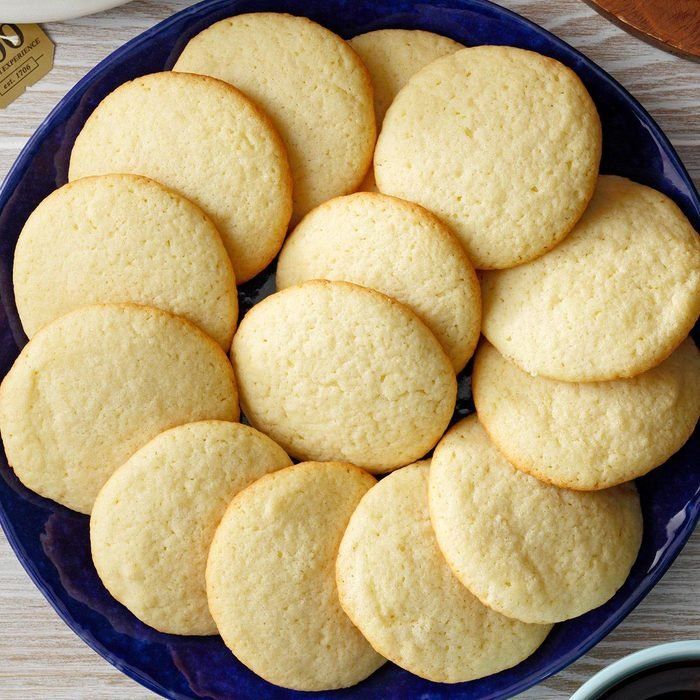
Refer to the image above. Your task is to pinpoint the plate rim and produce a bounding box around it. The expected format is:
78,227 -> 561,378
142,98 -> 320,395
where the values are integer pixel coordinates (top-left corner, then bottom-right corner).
0,0 -> 698,698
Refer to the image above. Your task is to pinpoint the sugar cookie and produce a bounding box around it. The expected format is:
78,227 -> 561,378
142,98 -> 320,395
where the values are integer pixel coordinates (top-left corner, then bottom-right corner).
175,13 -> 375,223
206,461 -> 384,690
69,71 -> 292,282
0,304 -> 238,513
14,174 -> 236,348
473,339 -> 700,489
231,280 -> 456,471
482,176 -> 700,381
276,192 -> 480,370
375,45 -> 601,268
429,416 -> 643,623
91,421 -> 290,635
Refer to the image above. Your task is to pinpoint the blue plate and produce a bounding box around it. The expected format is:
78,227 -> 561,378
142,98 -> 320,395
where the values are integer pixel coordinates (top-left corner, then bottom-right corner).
0,1 -> 698,698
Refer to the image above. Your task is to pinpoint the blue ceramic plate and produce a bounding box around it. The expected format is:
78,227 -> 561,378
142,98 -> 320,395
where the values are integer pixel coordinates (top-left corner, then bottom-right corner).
0,1 -> 698,698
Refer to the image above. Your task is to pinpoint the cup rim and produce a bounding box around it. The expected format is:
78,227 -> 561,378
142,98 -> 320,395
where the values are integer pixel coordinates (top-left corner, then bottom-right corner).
570,640 -> 700,699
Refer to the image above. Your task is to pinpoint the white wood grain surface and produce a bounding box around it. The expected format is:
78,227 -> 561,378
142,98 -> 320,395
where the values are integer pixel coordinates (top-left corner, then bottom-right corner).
0,1 -> 698,698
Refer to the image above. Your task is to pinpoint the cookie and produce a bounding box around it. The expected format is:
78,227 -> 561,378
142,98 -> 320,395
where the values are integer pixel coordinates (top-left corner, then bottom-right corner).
473,339 -> 700,490
276,192 -> 480,371
374,45 -> 601,269
231,280 -> 456,471
14,174 -> 237,349
336,461 -> 551,683
0,304 -> 238,514
348,29 -> 463,190
482,176 -> 700,381
68,71 -> 292,283
174,13 -> 375,223
429,416 -> 643,624
91,421 -> 291,635
206,461 -> 385,691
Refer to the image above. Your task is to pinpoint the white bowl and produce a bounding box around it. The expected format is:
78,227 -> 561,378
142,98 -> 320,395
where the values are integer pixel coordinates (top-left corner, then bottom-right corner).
571,640 -> 700,699
2,0 -> 134,23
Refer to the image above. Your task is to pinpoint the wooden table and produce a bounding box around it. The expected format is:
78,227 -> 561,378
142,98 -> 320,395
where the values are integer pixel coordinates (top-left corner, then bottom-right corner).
0,1 -> 698,697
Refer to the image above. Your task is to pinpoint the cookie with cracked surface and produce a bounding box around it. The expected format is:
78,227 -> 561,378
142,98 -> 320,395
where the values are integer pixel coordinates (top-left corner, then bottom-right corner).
473,339 -> 700,490
336,461 -> 551,683
0,304 -> 238,514
175,13 -> 375,223
429,416 -> 643,624
206,461 -> 385,691
91,420 -> 291,635
69,71 -> 292,283
14,174 -> 237,349
481,176 -> 700,381
276,192 -> 480,371
374,45 -> 601,269
231,280 -> 456,472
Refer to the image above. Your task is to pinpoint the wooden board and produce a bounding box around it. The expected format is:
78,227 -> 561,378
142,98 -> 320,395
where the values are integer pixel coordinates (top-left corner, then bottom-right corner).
584,0 -> 700,60
0,1 -> 699,698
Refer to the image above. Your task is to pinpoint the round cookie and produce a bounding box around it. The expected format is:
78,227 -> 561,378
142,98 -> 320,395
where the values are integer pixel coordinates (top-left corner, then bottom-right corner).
206,461 -> 385,691
348,29 -> 463,191
231,280 -> 456,471
0,304 -> 238,514
14,174 -> 237,349
336,461 -> 551,683
91,421 -> 291,635
374,45 -> 602,269
482,176 -> 700,381
429,416 -> 643,624
68,71 -> 292,283
276,192 -> 481,371
473,339 -> 700,490
174,13 -> 375,223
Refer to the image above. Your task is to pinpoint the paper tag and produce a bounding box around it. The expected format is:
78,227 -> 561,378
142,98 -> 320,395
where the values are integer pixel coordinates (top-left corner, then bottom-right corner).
0,23 -> 54,109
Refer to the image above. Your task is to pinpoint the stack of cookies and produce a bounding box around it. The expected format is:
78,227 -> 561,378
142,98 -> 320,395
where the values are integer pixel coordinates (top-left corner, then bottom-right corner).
1,12 -> 699,692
